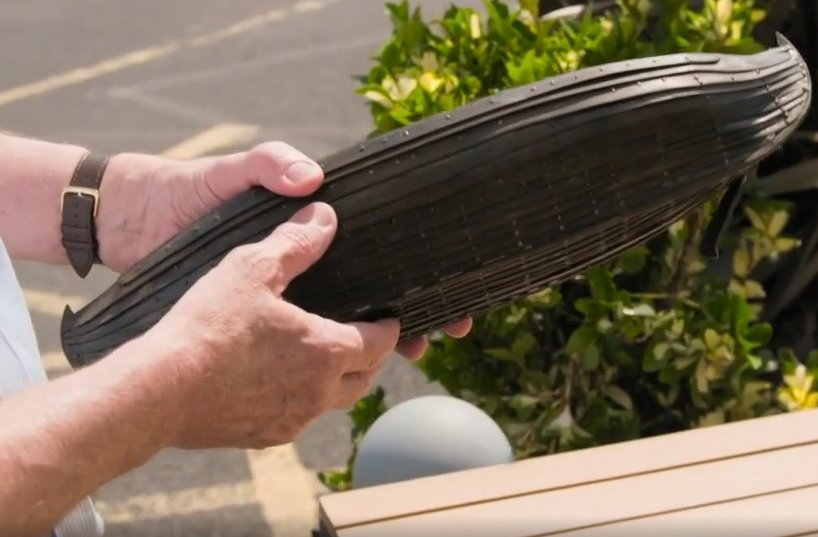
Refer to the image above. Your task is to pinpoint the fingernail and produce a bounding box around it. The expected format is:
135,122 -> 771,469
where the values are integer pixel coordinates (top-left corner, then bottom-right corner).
291,203 -> 335,229
310,203 -> 336,229
284,161 -> 322,184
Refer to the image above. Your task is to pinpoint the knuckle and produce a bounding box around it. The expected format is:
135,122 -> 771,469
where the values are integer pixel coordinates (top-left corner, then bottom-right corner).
225,243 -> 255,264
368,350 -> 389,370
256,140 -> 294,154
312,348 -> 346,378
296,345 -> 338,381
227,244 -> 282,282
344,331 -> 367,359
221,245 -> 250,274
357,371 -> 377,391
338,374 -> 375,408
276,224 -> 319,258
314,322 -> 364,363
249,141 -> 298,167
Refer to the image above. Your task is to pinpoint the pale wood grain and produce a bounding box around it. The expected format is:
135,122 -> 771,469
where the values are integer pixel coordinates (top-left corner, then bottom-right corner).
547,484 -> 818,537
333,442 -> 818,537
320,410 -> 818,531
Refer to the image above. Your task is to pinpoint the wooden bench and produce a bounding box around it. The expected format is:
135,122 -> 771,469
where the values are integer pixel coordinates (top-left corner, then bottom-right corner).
317,409 -> 818,536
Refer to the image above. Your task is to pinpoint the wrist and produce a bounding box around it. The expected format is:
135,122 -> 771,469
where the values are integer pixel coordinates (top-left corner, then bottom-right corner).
94,152 -> 165,271
103,324 -> 199,451
122,318 -> 212,449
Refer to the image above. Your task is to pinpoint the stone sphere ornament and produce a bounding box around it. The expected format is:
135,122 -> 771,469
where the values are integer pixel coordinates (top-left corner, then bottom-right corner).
351,395 -> 514,489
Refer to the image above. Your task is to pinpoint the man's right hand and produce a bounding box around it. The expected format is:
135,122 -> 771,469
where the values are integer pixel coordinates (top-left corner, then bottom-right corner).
0,196 -> 403,537
143,201 -> 400,450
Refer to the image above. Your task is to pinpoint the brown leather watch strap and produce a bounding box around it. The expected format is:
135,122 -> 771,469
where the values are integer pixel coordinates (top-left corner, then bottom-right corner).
61,152 -> 111,278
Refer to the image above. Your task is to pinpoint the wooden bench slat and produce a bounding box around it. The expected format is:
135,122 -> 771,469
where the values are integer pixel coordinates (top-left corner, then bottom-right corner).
548,484 -> 818,537
332,441 -> 818,537
320,410 -> 818,530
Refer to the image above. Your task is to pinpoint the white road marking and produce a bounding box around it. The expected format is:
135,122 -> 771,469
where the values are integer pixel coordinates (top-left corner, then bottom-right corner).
41,351 -> 71,377
294,0 -> 327,12
117,35 -> 385,94
95,481 -> 258,523
160,123 -> 260,159
93,444 -> 318,530
0,0 -> 337,107
23,289 -> 83,315
246,445 -> 321,535
107,87 -> 228,126
0,43 -> 180,107
186,9 -> 287,48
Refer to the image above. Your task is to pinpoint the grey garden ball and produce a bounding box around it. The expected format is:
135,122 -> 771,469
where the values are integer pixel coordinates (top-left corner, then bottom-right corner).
351,395 -> 514,489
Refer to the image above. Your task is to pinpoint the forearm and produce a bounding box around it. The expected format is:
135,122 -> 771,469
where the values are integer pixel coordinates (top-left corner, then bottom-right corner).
0,134 -> 88,263
0,333 -> 185,537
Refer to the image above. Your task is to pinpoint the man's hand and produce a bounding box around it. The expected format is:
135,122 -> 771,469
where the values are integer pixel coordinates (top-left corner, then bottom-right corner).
96,141 -> 472,358
149,201 -> 400,448
95,142 -> 325,272
0,201 -> 411,536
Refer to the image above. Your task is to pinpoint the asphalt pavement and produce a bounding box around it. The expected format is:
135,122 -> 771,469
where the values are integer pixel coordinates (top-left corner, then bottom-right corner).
0,0 -> 481,535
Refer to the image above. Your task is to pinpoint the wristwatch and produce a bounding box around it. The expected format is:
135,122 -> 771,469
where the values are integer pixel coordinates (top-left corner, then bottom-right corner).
60,152 -> 111,278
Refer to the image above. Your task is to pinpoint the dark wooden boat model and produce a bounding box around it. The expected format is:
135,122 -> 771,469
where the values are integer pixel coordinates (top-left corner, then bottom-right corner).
61,34 -> 812,368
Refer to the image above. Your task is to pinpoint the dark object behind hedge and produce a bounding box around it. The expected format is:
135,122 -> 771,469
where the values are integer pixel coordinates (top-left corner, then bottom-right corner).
745,0 -> 818,356
60,37 -> 811,368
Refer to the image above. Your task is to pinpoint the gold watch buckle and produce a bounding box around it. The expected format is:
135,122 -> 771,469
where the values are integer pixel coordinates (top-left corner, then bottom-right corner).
61,186 -> 100,218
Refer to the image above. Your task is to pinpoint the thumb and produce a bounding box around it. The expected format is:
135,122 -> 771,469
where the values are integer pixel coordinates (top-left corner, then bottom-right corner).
200,142 -> 325,201
262,202 -> 338,294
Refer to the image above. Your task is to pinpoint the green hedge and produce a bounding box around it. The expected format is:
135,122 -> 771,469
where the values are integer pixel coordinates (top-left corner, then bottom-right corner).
319,0 -> 818,492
